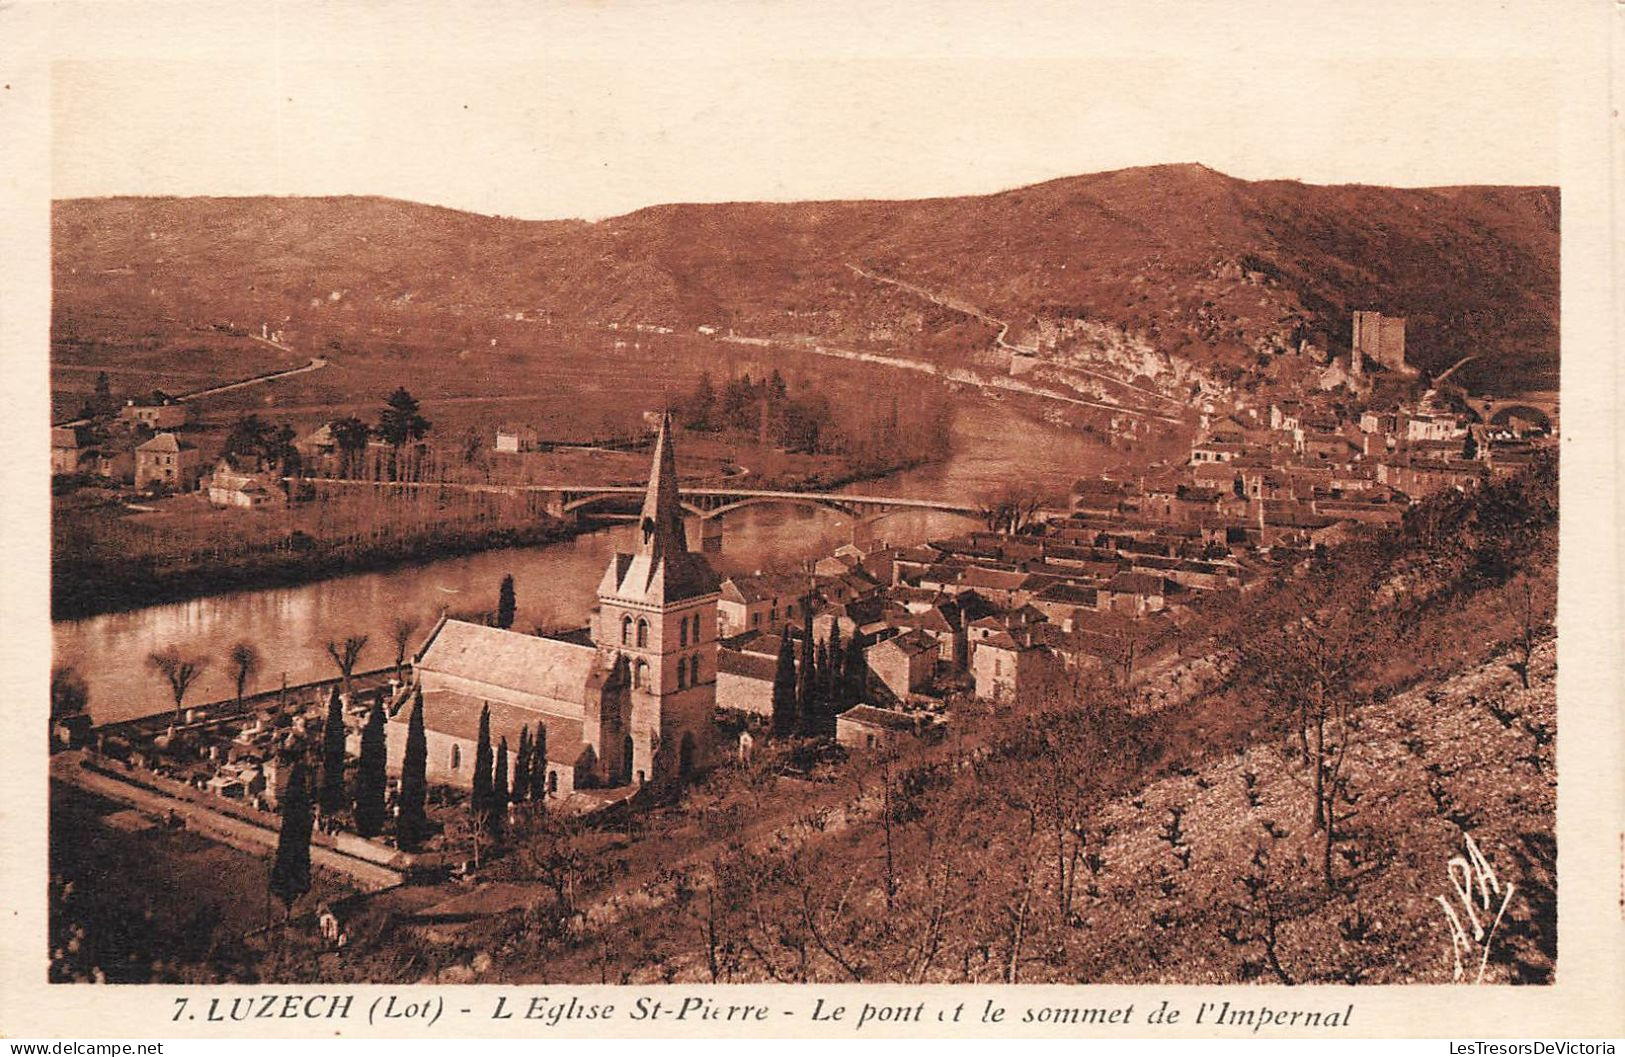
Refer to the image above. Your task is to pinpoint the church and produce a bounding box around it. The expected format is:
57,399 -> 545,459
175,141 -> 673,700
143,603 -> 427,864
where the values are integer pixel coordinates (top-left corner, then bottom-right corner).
385,413 -> 721,798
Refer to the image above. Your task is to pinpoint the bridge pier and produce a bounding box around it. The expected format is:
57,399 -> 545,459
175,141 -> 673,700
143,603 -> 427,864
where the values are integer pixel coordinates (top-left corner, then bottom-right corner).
700,518 -> 723,555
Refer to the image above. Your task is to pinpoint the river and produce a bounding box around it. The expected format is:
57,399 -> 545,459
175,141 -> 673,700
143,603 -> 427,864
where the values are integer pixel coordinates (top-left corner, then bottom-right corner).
54,398 -> 1116,723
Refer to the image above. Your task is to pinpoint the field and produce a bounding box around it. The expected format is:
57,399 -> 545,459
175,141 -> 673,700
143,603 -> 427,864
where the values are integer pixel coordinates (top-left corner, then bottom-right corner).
49,781 -> 353,983
51,308 -> 959,619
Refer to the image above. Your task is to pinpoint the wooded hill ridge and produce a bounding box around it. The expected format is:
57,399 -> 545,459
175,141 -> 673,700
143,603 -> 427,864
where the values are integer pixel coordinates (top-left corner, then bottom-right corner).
54,164 -> 1559,392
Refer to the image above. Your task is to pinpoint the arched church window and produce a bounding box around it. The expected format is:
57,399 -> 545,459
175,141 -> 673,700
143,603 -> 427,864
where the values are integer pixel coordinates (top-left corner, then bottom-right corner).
621,615 -> 633,646
677,663 -> 687,690
547,771 -> 558,796
692,613 -> 702,641
635,659 -> 649,689
450,744 -> 461,770
690,655 -> 702,686
636,619 -> 649,648
679,620 -> 688,648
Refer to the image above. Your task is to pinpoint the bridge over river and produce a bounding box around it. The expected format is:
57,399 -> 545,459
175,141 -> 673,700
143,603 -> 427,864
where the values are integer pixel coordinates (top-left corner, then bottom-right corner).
310,478 -> 985,524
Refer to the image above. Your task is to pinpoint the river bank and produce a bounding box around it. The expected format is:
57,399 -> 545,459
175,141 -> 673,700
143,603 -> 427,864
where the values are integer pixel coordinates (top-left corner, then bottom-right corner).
53,396 -> 1116,724
51,451 -> 947,622
52,516 -> 586,622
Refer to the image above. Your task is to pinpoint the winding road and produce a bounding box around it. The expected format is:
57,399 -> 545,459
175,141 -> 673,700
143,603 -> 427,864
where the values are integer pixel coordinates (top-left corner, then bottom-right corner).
53,356 -> 329,428
843,264 -> 1186,419
1434,353 -> 1478,385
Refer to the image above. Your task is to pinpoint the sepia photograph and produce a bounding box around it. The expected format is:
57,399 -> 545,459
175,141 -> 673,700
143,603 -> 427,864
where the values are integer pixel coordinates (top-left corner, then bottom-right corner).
4,0 -> 1620,1040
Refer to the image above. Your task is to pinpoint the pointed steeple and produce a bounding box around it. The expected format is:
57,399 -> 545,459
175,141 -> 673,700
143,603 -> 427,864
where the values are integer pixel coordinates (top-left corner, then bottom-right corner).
638,410 -> 688,559
597,409 -> 719,605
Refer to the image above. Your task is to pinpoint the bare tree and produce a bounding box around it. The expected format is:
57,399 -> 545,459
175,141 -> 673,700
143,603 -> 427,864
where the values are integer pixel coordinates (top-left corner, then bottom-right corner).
228,641 -> 260,705
148,647 -> 207,722
977,484 -> 1047,535
1503,572 -> 1554,690
1239,607 -> 1371,890
390,616 -> 421,674
879,748 -> 897,911
324,635 -> 369,697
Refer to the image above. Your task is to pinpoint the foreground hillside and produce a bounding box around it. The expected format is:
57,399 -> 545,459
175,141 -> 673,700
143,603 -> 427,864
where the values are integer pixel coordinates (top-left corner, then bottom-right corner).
517,634 -> 1555,986
54,165 -> 1558,392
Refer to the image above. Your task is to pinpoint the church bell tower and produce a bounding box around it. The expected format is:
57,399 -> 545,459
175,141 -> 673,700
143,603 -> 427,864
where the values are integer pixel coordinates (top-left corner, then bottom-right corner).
592,412 -> 721,783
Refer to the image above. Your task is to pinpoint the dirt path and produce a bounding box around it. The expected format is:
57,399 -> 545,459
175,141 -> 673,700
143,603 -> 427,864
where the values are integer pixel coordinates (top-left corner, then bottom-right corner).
52,357 -> 329,427
52,752 -> 403,891
1434,353 -> 1478,385
846,264 -> 1187,410
179,357 -> 328,400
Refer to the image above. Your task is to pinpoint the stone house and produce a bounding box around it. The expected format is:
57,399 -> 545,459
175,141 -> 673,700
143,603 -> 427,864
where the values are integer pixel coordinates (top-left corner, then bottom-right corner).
120,397 -> 189,430
835,704 -> 924,752
494,424 -> 539,453
884,604 -> 959,665
1029,582 -> 1103,629
970,631 -> 1053,705
715,640 -> 781,718
206,455 -> 287,509
864,628 -> 939,703
134,432 -> 201,489
51,427 -> 87,475
717,572 -> 811,638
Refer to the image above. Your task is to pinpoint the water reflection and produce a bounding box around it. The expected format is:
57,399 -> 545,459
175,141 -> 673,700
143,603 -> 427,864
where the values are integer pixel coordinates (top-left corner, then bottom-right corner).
54,399 -> 1113,723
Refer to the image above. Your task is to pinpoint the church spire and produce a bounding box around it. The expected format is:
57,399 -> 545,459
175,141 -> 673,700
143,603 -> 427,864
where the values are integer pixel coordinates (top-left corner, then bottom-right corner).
638,410 -> 687,558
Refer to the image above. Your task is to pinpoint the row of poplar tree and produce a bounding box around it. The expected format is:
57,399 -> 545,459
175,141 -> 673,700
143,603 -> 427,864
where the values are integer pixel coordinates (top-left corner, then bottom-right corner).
771,609 -> 867,738
467,702 -> 551,832
270,572 -> 528,915
270,684 -> 541,914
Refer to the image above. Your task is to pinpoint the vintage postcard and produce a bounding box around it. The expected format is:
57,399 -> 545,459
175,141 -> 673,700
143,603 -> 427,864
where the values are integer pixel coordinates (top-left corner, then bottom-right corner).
1,0 -> 1620,1041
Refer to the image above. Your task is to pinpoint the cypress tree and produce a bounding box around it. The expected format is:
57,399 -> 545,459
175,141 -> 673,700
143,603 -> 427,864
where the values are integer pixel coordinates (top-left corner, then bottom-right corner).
493,736 -> 510,827
829,621 -> 844,683
530,721 -> 549,801
318,686 -> 348,817
496,574 -> 517,630
796,607 -> 815,722
513,726 -> 532,804
397,687 -> 428,849
814,639 -> 831,728
353,698 -> 387,837
771,629 -> 799,738
843,633 -> 867,707
269,760 -> 313,915
471,704 -> 493,821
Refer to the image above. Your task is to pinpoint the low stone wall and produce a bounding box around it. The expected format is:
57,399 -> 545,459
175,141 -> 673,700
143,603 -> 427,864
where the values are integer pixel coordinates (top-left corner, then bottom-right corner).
96,666 -> 402,740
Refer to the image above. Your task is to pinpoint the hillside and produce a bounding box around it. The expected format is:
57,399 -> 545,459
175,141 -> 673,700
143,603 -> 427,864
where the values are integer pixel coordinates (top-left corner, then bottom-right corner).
516,636 -> 1556,986
53,165 -> 1559,393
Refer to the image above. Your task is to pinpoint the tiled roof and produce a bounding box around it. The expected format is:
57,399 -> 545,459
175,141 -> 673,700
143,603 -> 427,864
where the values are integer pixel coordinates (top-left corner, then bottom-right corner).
718,648 -> 780,682
1034,582 -> 1100,607
136,432 -> 189,453
836,705 -> 919,733
417,619 -> 597,705
740,634 -> 785,659
959,567 -> 1029,591
872,628 -> 940,657
1107,572 -> 1166,596
723,572 -> 811,604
